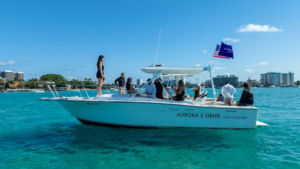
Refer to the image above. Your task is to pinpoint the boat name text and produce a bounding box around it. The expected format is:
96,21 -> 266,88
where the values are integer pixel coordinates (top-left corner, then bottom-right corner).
177,113 -> 220,118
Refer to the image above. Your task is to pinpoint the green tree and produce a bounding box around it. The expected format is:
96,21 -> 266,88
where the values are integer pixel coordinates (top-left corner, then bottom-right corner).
0,78 -> 5,84
19,79 -> 25,89
40,74 -> 67,84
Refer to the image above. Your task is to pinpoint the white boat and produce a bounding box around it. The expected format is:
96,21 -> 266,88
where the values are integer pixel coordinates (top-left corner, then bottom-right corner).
5,89 -> 18,92
269,85 -> 276,88
40,65 -> 268,129
30,89 -> 45,93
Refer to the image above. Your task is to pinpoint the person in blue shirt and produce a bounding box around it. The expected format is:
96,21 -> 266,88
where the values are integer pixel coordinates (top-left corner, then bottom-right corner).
145,78 -> 156,98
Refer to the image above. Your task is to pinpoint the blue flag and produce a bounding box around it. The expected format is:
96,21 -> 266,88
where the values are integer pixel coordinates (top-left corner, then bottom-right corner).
217,42 -> 234,59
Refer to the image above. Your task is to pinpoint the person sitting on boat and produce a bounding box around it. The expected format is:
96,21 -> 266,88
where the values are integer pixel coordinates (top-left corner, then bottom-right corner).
145,78 -> 156,98
172,80 -> 185,101
222,81 -> 236,106
126,77 -> 140,96
236,82 -> 254,106
191,85 -> 200,100
115,72 -> 126,94
216,94 -> 223,101
154,78 -> 170,99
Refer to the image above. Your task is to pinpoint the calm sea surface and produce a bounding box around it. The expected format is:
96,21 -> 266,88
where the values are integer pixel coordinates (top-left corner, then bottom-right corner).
0,88 -> 300,169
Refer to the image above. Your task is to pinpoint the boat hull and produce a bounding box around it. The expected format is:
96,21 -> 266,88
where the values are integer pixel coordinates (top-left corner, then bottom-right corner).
57,101 -> 258,129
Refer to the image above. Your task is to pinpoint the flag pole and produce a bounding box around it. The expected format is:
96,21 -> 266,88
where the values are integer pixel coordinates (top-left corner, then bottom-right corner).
209,44 -> 218,68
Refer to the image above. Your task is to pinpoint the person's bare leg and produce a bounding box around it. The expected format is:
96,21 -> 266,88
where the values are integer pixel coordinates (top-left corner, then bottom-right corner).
97,78 -> 103,95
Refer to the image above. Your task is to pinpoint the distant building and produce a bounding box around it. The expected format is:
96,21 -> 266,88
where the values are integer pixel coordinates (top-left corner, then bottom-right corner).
260,72 -> 294,86
260,72 -> 281,86
281,72 -> 294,86
1,70 -> 15,81
15,72 -> 25,81
0,70 -> 25,81
213,75 -> 238,87
137,79 -> 143,86
247,79 -> 260,87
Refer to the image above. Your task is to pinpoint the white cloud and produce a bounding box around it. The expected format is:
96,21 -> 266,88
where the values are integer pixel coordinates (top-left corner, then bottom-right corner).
257,62 -> 268,65
214,67 -> 226,70
203,50 -> 207,53
30,72 -> 35,75
0,61 -> 17,66
275,68 -> 280,70
195,64 -> 201,67
245,69 -> 254,72
225,73 -> 230,75
237,24 -> 283,32
222,38 -> 240,42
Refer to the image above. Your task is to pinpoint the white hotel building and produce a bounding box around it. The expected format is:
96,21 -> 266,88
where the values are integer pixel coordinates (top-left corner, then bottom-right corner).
0,70 -> 25,81
260,72 -> 294,86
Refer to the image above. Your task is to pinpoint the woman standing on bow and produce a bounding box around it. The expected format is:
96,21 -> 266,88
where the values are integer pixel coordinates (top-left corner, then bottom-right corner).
96,55 -> 104,96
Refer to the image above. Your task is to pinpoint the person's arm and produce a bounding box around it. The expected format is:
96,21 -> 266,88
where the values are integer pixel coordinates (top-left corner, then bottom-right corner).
164,84 -> 171,94
114,78 -> 119,86
222,86 -> 225,95
232,86 -> 236,93
238,90 -> 248,103
99,62 -> 103,77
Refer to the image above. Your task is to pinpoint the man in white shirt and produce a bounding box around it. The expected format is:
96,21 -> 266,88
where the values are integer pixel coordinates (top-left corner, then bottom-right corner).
222,82 -> 236,106
145,78 -> 156,98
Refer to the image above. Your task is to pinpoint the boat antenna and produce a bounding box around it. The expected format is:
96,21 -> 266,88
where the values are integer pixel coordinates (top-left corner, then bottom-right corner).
154,27 -> 162,66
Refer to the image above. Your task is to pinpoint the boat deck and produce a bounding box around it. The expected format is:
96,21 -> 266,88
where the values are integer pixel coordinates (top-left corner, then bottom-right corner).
41,94 -> 256,109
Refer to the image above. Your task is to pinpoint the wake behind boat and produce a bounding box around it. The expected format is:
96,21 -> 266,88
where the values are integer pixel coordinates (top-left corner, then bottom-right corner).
40,65 -> 268,129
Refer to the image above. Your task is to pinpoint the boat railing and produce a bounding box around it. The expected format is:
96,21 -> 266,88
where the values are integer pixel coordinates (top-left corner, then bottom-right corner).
40,83 -> 148,101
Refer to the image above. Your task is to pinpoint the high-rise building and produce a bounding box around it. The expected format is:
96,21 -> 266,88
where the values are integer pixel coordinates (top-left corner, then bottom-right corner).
15,72 -> 25,81
260,72 -> 294,86
281,72 -> 294,86
137,79 -> 143,86
213,75 -> 238,87
1,70 -> 15,81
0,70 -> 25,81
260,72 -> 281,86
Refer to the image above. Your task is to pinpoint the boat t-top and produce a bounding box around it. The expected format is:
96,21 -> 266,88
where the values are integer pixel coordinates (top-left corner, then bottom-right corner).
40,65 -> 268,129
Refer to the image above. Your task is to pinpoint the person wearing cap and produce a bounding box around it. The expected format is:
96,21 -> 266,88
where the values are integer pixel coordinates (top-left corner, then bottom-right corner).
145,78 -> 156,98
236,82 -> 254,106
221,81 -> 236,106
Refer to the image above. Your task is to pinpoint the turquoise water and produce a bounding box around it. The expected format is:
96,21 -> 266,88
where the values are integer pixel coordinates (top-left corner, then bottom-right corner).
1,88 -> 300,168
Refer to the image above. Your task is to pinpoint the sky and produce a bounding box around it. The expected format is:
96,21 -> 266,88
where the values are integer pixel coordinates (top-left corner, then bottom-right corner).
1,0 -> 300,84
